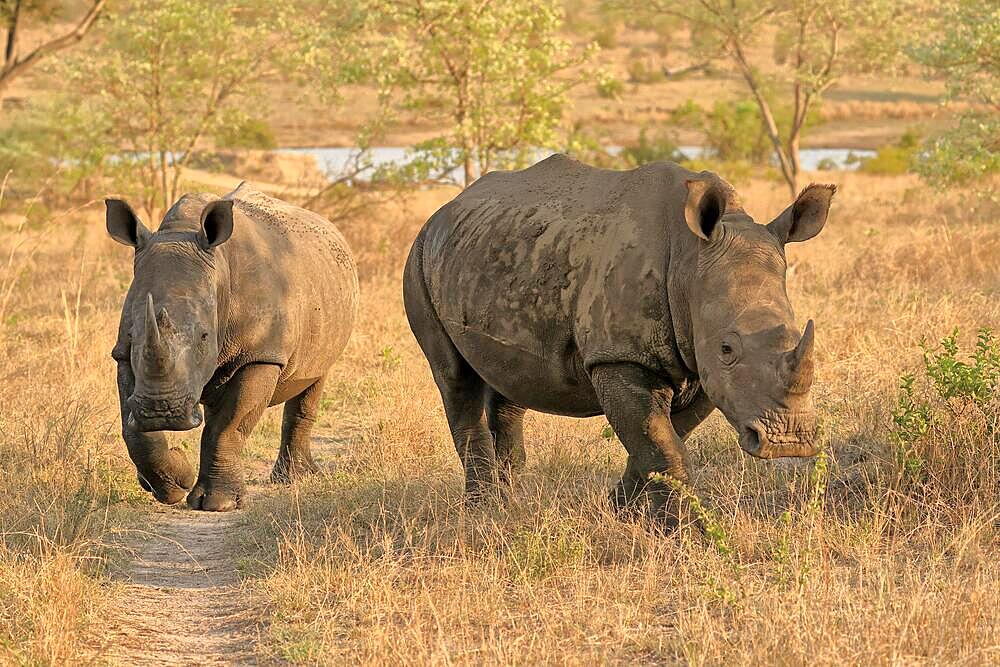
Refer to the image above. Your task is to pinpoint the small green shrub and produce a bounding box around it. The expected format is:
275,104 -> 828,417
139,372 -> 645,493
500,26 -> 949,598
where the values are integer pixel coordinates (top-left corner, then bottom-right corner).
595,75 -> 625,100
890,328 -> 1000,500
859,130 -> 921,176
215,117 -> 278,150
915,112 -> 1000,188
625,58 -> 665,84
703,100 -> 772,163
378,345 -> 402,369
891,374 -> 931,481
670,99 -> 704,127
620,127 -> 685,166
924,328 -> 1000,405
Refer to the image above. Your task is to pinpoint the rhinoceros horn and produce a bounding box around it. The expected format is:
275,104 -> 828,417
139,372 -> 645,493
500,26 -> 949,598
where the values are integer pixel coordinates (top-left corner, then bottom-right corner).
783,319 -> 815,393
143,293 -> 171,372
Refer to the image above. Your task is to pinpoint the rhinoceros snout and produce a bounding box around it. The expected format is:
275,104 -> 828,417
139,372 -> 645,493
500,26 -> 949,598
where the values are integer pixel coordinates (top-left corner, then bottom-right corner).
738,416 -> 819,459
127,394 -> 203,432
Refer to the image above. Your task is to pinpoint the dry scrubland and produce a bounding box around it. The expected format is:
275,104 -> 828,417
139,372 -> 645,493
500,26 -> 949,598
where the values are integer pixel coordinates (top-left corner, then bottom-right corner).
1,173 -> 998,664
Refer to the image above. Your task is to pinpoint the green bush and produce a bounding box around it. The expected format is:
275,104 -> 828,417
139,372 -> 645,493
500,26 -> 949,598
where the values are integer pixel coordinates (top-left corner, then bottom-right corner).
859,130 -> 921,176
670,99 -> 704,127
915,113 -> 1000,188
620,127 -> 685,166
890,328 -> 1000,500
214,117 -> 278,150
595,75 -> 625,100
0,98 -> 113,202
703,100 -> 772,163
625,58 -> 665,84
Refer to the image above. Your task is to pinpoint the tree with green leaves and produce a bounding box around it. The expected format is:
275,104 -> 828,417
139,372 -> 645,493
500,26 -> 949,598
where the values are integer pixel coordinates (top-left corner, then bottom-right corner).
0,0 -> 105,107
364,0 -> 596,187
608,0 -> 917,197
54,0 -> 283,218
910,0 -> 999,187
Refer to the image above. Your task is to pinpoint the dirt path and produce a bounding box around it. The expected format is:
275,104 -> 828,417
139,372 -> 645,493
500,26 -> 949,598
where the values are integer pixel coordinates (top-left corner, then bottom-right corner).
97,432 -> 348,665
101,507 -> 262,666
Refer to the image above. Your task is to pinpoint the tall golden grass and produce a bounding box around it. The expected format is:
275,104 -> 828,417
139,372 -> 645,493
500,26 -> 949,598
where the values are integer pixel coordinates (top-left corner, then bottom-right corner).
0,185 -> 142,663
0,172 -> 997,664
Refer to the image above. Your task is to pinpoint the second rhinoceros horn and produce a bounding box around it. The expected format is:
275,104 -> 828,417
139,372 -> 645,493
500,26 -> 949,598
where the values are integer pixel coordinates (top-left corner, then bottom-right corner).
782,319 -> 815,393
143,293 -> 172,372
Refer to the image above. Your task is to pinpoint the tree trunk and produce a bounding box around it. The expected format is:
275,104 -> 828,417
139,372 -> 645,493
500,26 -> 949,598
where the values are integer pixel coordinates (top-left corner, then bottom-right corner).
731,42 -> 798,198
463,155 -> 474,189
787,133 -> 802,195
0,1 -> 106,111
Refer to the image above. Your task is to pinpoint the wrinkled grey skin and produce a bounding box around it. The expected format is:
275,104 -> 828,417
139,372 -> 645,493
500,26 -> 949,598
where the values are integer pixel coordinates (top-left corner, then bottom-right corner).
108,184 -> 358,511
403,155 -> 833,525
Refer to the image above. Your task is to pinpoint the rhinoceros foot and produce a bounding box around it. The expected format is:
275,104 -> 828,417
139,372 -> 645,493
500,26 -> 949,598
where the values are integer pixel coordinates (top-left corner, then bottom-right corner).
270,454 -> 319,485
186,478 -> 244,512
608,476 -> 682,532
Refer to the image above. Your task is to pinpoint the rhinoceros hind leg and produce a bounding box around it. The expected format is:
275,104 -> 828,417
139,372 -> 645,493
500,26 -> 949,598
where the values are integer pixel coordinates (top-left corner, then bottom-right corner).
486,389 -> 526,488
440,365 -> 499,501
404,239 -> 501,502
271,377 -> 325,484
188,363 -> 280,512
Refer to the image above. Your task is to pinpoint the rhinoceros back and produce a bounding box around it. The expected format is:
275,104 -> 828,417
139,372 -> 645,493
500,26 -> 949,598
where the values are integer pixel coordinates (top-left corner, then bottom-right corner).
411,155 -> 722,413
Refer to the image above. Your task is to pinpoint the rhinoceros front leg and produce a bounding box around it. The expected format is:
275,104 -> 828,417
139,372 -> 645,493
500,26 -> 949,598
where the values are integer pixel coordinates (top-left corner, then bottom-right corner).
116,361 -> 195,504
271,376 -> 325,484
187,363 -> 280,511
590,363 -> 705,529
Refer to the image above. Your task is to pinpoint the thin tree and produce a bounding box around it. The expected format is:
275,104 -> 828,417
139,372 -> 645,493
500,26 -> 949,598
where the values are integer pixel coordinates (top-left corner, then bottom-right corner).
611,0 -> 915,198
0,0 -> 106,106
57,0 -> 280,218
366,0 -> 596,188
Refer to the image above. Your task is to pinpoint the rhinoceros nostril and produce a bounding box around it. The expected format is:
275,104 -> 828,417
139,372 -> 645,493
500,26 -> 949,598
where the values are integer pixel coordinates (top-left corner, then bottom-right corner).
739,423 -> 765,455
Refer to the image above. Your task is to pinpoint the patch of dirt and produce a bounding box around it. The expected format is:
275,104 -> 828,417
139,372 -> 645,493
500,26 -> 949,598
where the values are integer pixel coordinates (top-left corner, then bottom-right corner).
100,508 -> 263,666
96,434 -> 346,665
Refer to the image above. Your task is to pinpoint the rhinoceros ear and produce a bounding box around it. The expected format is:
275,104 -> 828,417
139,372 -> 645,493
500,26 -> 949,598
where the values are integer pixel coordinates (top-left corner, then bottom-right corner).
105,199 -> 151,249
684,179 -> 726,242
197,200 -> 234,251
767,184 -> 836,244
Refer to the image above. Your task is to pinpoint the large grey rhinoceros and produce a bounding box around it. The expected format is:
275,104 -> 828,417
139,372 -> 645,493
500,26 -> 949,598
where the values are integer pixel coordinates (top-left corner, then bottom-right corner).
107,183 -> 358,511
403,155 -> 833,523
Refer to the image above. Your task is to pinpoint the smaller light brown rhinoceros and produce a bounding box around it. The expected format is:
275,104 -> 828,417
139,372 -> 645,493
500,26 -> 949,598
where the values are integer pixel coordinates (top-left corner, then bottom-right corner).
403,155 -> 834,526
107,183 -> 358,511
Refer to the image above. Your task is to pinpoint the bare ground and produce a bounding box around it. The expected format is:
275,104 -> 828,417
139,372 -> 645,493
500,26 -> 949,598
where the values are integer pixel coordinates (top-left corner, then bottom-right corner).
95,433 -> 347,665
100,508 -> 262,666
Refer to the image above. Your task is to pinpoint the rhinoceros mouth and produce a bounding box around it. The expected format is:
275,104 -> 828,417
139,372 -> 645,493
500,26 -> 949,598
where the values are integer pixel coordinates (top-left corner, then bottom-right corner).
127,393 -> 202,432
738,412 -> 818,459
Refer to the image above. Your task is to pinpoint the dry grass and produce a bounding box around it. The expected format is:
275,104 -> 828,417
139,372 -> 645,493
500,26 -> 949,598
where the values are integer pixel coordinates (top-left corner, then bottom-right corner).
234,174 -> 1000,664
1,173 -> 997,664
0,195 -> 145,663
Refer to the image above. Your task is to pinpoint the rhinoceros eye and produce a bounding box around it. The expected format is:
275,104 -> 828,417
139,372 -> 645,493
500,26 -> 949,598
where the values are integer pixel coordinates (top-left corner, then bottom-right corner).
719,334 -> 741,366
